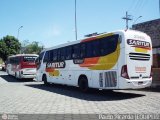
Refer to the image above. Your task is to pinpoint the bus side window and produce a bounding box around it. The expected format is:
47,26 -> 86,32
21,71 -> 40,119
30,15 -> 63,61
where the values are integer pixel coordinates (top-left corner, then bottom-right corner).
72,44 -> 80,59
92,40 -> 100,57
60,47 -> 66,61
49,50 -> 54,62
107,36 -> 118,53
100,35 -> 119,56
53,49 -> 57,62
57,49 -> 61,61
80,43 -> 86,58
43,51 -> 49,63
86,42 -> 93,58
66,46 -> 72,60
100,37 -> 108,56
39,52 -> 44,63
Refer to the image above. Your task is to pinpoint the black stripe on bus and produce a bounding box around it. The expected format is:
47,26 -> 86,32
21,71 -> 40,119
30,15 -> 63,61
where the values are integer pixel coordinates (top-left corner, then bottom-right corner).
129,53 -> 150,56
129,56 -> 150,59
130,58 -> 150,61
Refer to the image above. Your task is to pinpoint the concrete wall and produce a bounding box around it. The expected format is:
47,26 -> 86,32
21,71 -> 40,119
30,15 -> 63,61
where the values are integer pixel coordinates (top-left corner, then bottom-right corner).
132,19 -> 160,48
152,68 -> 160,88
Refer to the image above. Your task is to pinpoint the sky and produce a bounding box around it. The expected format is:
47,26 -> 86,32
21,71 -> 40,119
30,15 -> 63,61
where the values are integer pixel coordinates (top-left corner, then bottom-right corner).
0,0 -> 159,48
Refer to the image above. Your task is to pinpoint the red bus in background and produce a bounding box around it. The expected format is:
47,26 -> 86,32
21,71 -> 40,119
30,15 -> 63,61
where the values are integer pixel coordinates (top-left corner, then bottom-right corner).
6,54 -> 38,80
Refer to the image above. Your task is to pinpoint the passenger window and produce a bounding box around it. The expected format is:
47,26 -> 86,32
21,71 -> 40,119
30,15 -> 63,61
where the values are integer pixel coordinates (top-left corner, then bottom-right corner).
72,44 -> 80,59
61,48 -> 66,61
49,50 -> 53,62
66,46 -> 72,60
53,50 -> 57,62
57,49 -> 61,61
80,43 -> 86,58
100,35 -> 118,56
43,51 -> 49,63
86,42 -> 93,58
92,40 -> 100,57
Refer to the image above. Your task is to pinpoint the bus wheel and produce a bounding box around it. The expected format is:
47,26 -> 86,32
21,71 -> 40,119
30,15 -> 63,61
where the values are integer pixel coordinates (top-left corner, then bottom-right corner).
78,76 -> 89,92
42,74 -> 50,86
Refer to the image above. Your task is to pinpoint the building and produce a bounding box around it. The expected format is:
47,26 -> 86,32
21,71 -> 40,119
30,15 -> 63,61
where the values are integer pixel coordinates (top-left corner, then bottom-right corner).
132,19 -> 160,87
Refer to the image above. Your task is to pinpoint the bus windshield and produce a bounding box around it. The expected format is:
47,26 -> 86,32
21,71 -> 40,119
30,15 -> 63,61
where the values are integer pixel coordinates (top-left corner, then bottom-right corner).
23,56 -> 37,62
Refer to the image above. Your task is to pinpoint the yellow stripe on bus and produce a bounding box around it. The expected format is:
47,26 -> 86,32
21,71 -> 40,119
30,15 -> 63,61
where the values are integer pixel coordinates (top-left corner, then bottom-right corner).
135,47 -> 148,53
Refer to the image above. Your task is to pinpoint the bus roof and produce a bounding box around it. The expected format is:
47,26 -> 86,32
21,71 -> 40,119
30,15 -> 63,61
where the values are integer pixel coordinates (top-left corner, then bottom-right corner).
42,29 -> 149,52
8,54 -> 38,58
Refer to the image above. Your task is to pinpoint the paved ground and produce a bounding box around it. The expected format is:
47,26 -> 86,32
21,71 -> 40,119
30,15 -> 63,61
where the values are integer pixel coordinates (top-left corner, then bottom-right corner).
0,71 -> 160,120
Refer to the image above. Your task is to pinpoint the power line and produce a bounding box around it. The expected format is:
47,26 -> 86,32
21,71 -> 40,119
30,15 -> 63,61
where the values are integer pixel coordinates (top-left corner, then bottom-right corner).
127,0 -> 137,12
136,0 -> 146,15
128,0 -> 145,15
134,0 -> 143,10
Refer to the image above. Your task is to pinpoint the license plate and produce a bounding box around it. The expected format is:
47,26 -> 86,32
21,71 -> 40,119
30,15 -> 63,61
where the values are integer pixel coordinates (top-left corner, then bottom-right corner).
138,81 -> 143,85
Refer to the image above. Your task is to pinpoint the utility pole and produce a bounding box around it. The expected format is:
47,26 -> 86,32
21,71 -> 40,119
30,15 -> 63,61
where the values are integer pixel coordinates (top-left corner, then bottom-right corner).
122,11 -> 132,29
75,0 -> 78,40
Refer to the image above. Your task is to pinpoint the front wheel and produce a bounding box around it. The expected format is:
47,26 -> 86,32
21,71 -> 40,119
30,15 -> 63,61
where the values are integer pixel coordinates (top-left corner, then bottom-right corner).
42,75 -> 50,86
78,76 -> 89,92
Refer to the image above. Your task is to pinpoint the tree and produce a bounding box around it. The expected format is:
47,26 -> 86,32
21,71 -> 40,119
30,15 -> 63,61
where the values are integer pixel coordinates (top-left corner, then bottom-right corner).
22,41 -> 43,54
0,35 -> 21,61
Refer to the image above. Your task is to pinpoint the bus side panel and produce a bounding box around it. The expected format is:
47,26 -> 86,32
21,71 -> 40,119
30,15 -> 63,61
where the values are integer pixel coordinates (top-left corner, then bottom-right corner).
117,47 -> 125,89
36,62 -> 46,82
90,45 -> 120,89
91,70 -> 103,89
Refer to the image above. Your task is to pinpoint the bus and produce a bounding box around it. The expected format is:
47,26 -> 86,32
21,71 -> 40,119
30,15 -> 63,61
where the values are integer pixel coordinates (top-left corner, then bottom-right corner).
35,30 -> 152,91
6,54 -> 38,80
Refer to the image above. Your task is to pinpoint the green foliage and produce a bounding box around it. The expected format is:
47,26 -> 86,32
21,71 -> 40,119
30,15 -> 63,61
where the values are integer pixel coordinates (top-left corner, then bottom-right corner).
0,58 -> 3,64
0,35 -> 21,61
22,41 -> 43,54
0,35 -> 43,61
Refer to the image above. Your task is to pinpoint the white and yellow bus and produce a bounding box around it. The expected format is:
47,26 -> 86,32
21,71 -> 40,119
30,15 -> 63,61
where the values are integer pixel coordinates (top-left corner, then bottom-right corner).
35,30 -> 152,91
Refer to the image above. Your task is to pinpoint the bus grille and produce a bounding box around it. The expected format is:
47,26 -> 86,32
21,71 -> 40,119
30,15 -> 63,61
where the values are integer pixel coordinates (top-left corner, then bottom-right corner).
104,71 -> 117,87
129,53 -> 150,61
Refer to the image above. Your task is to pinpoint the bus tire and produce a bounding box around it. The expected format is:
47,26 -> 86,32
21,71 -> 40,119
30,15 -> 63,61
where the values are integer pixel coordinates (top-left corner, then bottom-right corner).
78,76 -> 89,92
42,74 -> 50,86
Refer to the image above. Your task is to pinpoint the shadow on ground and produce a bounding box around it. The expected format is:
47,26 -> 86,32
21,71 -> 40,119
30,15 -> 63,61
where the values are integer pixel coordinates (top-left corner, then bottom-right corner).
0,75 -> 34,83
26,83 -> 145,101
137,87 -> 160,92
0,73 -> 147,101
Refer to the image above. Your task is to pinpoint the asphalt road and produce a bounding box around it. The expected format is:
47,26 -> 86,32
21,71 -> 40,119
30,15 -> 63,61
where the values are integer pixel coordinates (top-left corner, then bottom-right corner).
0,70 -> 160,120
